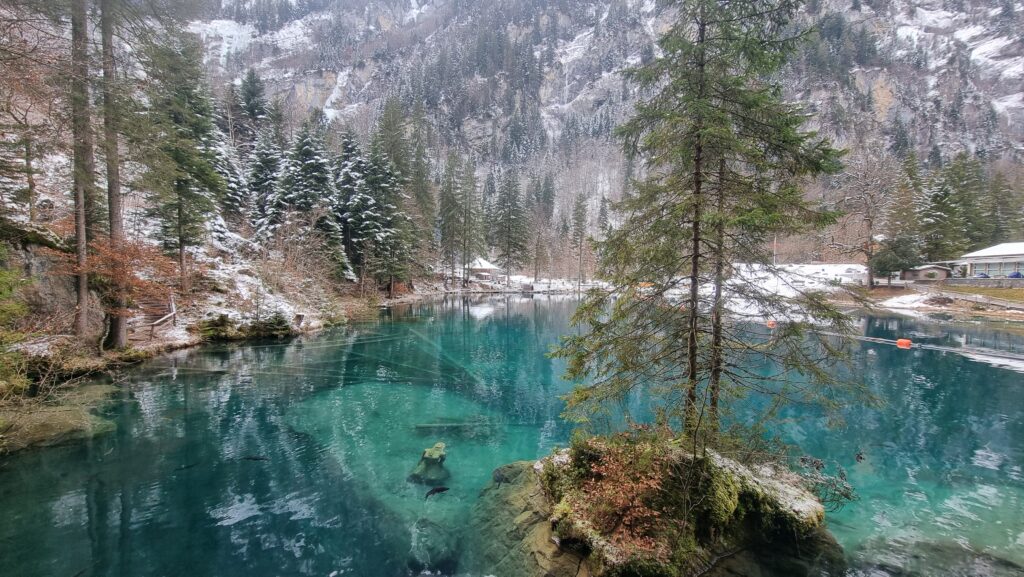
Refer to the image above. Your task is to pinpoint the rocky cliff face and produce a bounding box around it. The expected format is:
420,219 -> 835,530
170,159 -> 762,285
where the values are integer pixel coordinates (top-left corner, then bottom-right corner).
189,0 -> 1023,217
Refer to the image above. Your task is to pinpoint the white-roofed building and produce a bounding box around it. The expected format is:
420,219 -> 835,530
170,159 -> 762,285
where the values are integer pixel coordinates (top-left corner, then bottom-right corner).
959,243 -> 1024,277
467,257 -> 500,280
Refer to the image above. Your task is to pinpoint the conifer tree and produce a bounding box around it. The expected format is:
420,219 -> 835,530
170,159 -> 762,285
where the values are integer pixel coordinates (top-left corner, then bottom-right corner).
409,110 -> 437,253
482,170 -> 499,249
138,34 -> 224,289
571,193 -> 588,290
334,131 -> 374,259
556,0 -> 847,448
240,68 -> 268,125
493,169 -> 529,284
281,118 -> 333,213
884,152 -> 923,240
598,194 -> 610,235
943,152 -> 988,249
249,128 -> 286,240
209,127 -> 248,221
458,158 -> 482,286
984,172 -> 1015,245
438,153 -> 461,285
369,145 -> 414,295
918,172 -> 967,261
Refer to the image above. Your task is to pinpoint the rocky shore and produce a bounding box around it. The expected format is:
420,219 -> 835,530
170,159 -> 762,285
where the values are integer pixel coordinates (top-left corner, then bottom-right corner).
461,453 -> 846,577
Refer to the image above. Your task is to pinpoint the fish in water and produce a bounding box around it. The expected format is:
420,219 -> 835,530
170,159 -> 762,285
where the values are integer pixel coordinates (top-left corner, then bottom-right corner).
242,456 -> 269,461
855,450 -> 865,463
424,486 -> 449,500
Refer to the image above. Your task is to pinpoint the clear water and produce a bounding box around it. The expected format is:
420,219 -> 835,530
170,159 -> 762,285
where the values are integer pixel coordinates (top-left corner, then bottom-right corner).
0,296 -> 1022,576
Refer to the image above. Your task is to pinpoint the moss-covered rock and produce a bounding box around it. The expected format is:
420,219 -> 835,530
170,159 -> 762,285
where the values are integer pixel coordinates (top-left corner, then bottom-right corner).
462,461 -> 594,577
469,441 -> 846,577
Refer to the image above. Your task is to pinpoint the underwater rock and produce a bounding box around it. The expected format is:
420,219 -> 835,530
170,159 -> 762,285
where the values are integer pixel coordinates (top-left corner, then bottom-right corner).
850,539 -> 1024,577
461,461 -> 592,577
408,517 -> 459,575
408,442 -> 451,486
413,416 -> 497,440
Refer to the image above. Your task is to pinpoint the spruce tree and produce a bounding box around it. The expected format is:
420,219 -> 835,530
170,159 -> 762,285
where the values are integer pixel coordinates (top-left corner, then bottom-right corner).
249,128 -> 286,240
138,34 -> 224,289
363,142 -> 414,294
571,193 -> 588,289
458,158 -> 482,286
482,170 -> 499,249
918,172 -> 967,261
884,152 -> 923,240
493,169 -> 529,284
556,0 -> 847,448
281,118 -> 334,213
240,68 -> 268,125
438,153 -> 461,285
209,127 -> 248,221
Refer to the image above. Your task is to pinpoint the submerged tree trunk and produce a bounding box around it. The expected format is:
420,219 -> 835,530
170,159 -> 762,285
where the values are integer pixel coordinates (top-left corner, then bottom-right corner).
71,0 -> 95,337
102,0 -> 128,349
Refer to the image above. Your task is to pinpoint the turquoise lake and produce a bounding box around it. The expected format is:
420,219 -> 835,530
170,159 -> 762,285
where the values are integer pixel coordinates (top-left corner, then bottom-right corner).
0,296 -> 1022,576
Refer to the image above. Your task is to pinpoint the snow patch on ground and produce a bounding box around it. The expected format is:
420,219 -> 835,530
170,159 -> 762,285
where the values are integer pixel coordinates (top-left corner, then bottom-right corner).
880,294 -> 929,309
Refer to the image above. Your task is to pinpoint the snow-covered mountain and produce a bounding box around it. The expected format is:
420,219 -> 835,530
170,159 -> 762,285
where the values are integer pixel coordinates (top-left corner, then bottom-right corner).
188,0 -> 1024,211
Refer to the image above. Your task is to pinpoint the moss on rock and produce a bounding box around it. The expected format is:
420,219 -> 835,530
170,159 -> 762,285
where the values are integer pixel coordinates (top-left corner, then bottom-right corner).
474,435 -> 846,577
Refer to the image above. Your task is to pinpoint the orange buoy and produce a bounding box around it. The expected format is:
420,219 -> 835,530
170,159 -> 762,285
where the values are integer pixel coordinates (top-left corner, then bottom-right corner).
896,338 -> 913,350
766,320 -> 778,329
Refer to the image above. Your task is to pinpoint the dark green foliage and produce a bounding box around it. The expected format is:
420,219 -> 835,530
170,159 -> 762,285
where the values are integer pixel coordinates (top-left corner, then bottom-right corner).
870,237 -> 923,280
493,169 -> 529,281
249,128 -> 286,238
239,68 -> 268,123
136,33 -> 224,271
556,0 -> 850,448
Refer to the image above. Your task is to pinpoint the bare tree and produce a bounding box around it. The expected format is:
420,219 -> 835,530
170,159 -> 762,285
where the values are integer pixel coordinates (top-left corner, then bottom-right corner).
826,150 -> 899,288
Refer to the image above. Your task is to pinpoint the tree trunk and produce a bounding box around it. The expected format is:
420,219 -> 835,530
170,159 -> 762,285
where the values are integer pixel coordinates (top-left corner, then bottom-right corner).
708,160 -> 726,437
864,219 -> 875,289
71,0 -> 95,337
177,198 -> 188,292
24,138 -> 35,223
684,16 -> 707,435
102,0 -> 128,349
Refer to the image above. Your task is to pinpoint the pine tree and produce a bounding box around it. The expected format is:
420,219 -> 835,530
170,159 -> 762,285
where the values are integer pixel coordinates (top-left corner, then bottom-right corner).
597,194 -> 610,235
138,34 -> 224,289
984,172 -> 1015,245
281,118 -> 333,213
943,152 -> 988,249
438,153 -> 462,285
482,170 -> 499,249
918,172 -> 967,261
333,131 -> 374,260
409,110 -> 437,252
493,169 -> 529,284
884,152 -> 923,240
458,158 -> 482,287
365,143 -> 414,295
556,0 -> 847,447
240,68 -> 267,125
249,128 -> 286,240
571,193 -> 588,289
209,127 -> 248,221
